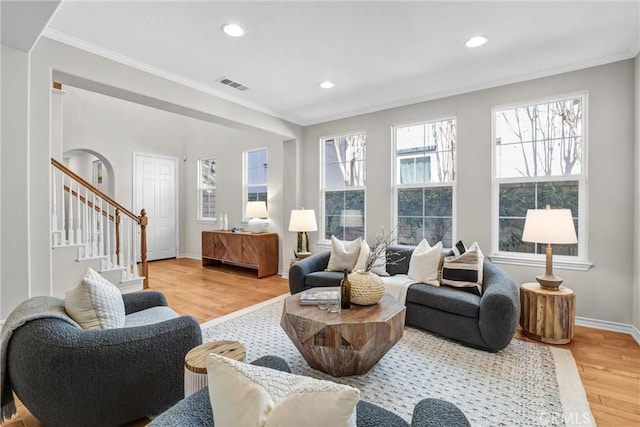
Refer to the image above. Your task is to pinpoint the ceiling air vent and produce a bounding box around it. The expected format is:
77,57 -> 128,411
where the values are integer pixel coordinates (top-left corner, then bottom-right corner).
217,77 -> 249,92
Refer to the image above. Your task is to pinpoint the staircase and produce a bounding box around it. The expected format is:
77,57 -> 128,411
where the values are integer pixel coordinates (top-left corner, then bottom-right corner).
51,158 -> 148,294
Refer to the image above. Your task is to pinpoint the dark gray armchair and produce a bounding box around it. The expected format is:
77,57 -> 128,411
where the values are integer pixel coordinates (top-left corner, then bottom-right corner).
6,291 -> 202,427
150,355 -> 471,427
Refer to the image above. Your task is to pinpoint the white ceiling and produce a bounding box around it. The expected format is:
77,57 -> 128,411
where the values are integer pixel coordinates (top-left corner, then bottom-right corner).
10,1 -> 640,125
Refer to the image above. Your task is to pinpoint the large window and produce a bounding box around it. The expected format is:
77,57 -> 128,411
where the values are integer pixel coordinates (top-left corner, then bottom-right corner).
322,132 -> 366,241
494,94 -> 585,258
243,148 -> 268,216
394,119 -> 456,247
197,157 -> 216,220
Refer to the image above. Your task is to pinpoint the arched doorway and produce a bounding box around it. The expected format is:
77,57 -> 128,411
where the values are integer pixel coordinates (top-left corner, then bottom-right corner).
63,148 -> 115,197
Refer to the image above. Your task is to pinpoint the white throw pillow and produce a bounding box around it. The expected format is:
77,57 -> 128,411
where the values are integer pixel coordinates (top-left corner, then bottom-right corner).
326,235 -> 362,272
207,354 -> 360,427
407,239 -> 443,287
441,241 -> 484,295
353,240 -> 389,276
65,267 -> 126,330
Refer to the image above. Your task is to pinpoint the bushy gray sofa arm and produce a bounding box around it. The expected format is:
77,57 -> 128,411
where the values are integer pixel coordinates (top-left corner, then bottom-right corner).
288,251 -> 331,294
478,262 -> 521,351
8,314 -> 202,427
411,398 -> 471,427
122,290 -> 168,314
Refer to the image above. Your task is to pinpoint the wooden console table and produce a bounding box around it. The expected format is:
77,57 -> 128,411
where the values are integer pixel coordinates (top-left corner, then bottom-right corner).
520,282 -> 575,344
202,230 -> 278,278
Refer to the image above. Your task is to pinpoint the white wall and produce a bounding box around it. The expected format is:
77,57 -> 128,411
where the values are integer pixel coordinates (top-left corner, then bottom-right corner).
1,45 -> 31,316
0,36 -> 301,317
302,60 -> 636,325
180,122 -> 286,263
634,53 -> 640,332
62,85 -> 290,274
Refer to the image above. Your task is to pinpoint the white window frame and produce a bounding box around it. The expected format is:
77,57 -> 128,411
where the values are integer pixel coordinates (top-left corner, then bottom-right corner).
242,148 -> 268,221
392,117 -> 457,248
197,157 -> 216,222
490,92 -> 591,271
320,131 -> 367,243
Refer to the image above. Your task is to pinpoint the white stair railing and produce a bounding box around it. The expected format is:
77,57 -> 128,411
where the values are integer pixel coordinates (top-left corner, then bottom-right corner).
50,158 -> 149,288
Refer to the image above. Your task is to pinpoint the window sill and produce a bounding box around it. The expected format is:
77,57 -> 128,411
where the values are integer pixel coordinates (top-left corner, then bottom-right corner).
488,254 -> 593,272
316,241 -> 331,249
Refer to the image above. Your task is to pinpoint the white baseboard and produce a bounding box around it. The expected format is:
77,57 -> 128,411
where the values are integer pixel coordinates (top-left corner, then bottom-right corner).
575,316 -> 640,345
178,253 -> 200,260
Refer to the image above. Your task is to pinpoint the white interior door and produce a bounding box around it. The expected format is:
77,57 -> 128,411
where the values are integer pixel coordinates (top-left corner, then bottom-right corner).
135,154 -> 177,261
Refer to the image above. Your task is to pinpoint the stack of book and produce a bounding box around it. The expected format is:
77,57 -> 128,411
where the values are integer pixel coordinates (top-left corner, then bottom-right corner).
299,289 -> 340,305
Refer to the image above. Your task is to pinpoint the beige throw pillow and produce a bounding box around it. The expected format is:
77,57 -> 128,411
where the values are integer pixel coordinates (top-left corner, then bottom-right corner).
326,235 -> 362,272
65,267 -> 125,330
407,239 -> 443,287
207,354 -> 360,427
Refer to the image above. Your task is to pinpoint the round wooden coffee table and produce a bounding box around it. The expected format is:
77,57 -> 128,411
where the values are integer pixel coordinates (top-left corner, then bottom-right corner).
184,340 -> 246,396
281,288 -> 406,377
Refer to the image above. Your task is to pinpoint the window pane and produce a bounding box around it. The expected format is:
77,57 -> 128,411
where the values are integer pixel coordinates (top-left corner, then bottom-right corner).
498,181 -> 579,254
397,187 -> 452,246
423,187 -> 453,217
200,159 -> 216,188
424,217 -> 452,248
247,149 -> 267,185
499,183 -> 535,217
324,134 -> 366,188
495,97 -> 583,178
395,119 -> 455,184
397,217 -> 424,246
247,185 -> 267,202
398,189 -> 423,216
498,218 -> 534,253
324,190 -> 364,240
200,190 -> 215,219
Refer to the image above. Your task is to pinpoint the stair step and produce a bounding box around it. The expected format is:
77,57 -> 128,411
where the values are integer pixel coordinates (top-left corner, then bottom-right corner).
120,275 -> 145,284
77,255 -> 108,261
100,265 -> 126,273
52,242 -> 84,249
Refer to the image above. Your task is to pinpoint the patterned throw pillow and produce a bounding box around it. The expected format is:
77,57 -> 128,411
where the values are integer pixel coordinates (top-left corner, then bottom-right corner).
326,235 -> 362,272
441,241 -> 484,295
65,267 -> 126,330
207,354 -> 360,427
407,239 -> 443,287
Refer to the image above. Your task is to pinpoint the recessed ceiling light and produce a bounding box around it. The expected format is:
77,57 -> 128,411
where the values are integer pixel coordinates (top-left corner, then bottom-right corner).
465,35 -> 488,48
320,81 -> 335,89
222,23 -> 244,37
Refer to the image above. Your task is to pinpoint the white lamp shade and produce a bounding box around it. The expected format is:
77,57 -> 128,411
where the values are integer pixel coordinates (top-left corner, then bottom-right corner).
521,208 -> 577,244
245,201 -> 268,219
288,209 -> 318,232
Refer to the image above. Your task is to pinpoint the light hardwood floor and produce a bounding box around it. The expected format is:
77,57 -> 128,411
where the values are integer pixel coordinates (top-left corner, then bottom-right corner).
3,258 -> 639,427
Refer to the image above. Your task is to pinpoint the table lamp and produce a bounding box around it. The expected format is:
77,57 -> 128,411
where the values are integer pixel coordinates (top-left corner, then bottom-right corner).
246,201 -> 268,233
288,209 -> 317,256
521,205 -> 577,290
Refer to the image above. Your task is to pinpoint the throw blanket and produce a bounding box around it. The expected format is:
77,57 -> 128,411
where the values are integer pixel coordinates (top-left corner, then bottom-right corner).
1,296 -> 79,422
382,274 -> 417,304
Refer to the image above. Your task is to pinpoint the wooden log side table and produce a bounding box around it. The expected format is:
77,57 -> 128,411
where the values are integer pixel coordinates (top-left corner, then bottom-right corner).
281,288 -> 406,377
184,340 -> 246,397
520,282 -> 576,344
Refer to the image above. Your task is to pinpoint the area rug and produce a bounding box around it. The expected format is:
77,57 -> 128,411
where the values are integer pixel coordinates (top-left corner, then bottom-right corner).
201,295 -> 594,427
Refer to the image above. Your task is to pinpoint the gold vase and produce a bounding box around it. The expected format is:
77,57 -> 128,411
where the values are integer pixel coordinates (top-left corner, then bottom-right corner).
348,270 -> 385,305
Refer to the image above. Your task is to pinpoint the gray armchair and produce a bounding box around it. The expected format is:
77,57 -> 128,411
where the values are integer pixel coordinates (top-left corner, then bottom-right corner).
150,355 -> 471,427
5,291 -> 202,427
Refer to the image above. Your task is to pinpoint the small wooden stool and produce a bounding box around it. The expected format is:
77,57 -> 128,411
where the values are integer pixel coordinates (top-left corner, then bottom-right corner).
184,340 -> 246,396
520,283 -> 575,344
